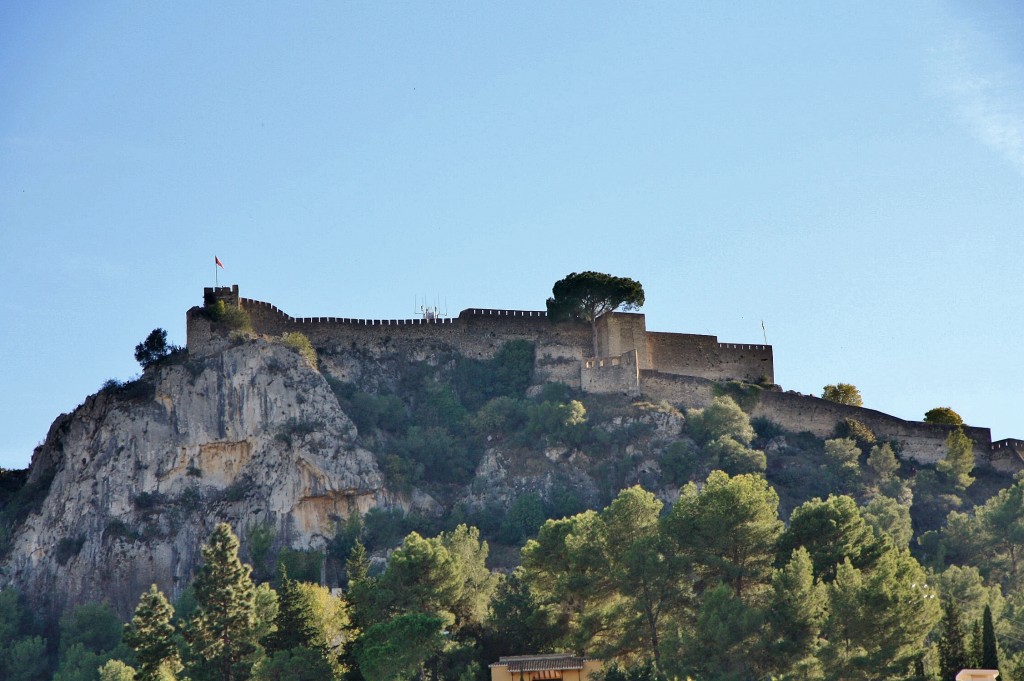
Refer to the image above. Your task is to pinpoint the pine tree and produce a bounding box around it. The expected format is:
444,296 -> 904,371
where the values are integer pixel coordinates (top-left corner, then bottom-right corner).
185,523 -> 259,681
345,540 -> 368,586
937,428 -> 975,490
939,599 -> 969,681
265,566 -> 323,656
982,605 -> 999,671
867,442 -> 899,481
124,584 -> 182,681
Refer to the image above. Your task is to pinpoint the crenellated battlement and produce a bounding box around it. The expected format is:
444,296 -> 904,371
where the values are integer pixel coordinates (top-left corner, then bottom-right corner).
187,286 -> 773,387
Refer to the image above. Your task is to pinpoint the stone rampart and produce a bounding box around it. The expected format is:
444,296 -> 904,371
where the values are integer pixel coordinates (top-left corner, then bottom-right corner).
187,288 -> 774,387
644,334 -> 773,384
990,439 -> 1024,474
593,312 -> 774,384
751,391 -> 993,466
184,296 -> 595,386
638,370 -> 716,408
637,373 -> 1010,471
581,350 -> 640,395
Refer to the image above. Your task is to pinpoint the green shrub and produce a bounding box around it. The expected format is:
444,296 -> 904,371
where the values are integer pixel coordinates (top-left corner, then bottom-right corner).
362,508 -> 413,551
274,419 -> 323,447
751,417 -> 784,442
705,436 -> 767,475
280,331 -> 318,370
454,340 -> 535,411
412,383 -> 467,431
499,493 -> 546,544
925,407 -> 963,426
824,437 -> 861,481
686,396 -> 755,446
133,491 -> 166,510
937,427 -> 975,490
470,396 -> 529,436
204,300 -> 253,333
177,486 -> 204,512
399,426 -> 476,484
547,483 -> 587,520
660,440 -> 701,485
836,417 -> 876,445
103,519 -> 138,542
712,380 -> 762,412
349,392 -> 408,434
538,382 -> 574,403
247,523 -> 276,581
867,442 -> 899,481
220,477 -> 253,502
822,383 -> 862,406
379,452 -> 423,492
55,535 -> 86,564
524,400 -> 587,445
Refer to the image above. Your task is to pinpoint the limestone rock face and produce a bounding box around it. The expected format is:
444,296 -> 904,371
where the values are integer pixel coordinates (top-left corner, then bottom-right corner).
1,340 -> 389,616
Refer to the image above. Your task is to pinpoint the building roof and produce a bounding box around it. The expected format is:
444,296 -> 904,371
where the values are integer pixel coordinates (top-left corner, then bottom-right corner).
490,654 -> 588,672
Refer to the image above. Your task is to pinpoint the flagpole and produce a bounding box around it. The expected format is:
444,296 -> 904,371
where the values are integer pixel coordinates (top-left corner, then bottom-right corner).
215,257 -> 219,287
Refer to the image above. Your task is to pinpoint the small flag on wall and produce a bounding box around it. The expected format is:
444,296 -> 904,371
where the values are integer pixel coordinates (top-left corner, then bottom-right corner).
215,256 -> 224,269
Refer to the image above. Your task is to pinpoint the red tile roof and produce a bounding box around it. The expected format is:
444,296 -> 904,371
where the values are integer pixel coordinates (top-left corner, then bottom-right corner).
491,654 -> 587,672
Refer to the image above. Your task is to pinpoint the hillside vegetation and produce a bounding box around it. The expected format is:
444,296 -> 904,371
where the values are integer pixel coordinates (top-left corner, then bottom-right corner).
0,325 -> 1020,680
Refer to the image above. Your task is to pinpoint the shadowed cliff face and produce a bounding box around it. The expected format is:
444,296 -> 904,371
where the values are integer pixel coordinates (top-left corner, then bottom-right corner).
0,340 -> 392,617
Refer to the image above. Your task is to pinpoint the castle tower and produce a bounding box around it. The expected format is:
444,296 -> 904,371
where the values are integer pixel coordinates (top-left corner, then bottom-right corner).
203,284 -> 240,308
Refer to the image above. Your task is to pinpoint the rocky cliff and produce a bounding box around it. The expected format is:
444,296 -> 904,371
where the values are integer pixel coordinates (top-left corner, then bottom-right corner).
1,340 -> 393,616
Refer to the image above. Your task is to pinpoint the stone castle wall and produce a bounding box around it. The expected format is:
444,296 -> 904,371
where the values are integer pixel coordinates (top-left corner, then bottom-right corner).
750,391 -> 993,466
597,312 -> 774,384
189,287 -> 771,388
635,370 -> 1010,469
581,350 -> 641,395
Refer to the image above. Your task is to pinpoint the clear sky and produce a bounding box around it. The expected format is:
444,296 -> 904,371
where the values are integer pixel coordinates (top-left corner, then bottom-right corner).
2,2 -> 1022,470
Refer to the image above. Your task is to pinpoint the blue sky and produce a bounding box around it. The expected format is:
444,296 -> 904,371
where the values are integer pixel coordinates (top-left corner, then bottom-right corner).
2,2 -> 1022,469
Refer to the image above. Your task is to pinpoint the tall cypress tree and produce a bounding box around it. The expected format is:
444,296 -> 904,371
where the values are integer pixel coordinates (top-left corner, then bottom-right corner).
185,522 -> 259,681
969,618 -> 984,668
982,605 -> 999,671
124,584 -> 182,681
938,599 -> 969,681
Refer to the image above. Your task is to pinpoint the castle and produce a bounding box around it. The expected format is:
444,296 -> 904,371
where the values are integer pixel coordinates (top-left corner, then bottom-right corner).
187,285 -> 1024,472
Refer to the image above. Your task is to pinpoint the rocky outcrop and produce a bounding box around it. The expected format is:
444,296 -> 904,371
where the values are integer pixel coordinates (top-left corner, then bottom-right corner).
1,340 -> 390,617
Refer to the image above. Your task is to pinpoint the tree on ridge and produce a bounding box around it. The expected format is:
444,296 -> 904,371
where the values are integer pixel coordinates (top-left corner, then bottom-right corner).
546,271 -> 644,356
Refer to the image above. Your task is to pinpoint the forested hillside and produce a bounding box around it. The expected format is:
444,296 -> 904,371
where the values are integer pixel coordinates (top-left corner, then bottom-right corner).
0,315 -> 1020,680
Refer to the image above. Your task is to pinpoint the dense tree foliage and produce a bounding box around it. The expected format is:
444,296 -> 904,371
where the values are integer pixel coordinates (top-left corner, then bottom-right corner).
822,383 -> 863,407
124,585 -> 180,681
546,272 -> 644,355
938,427 -> 976,490
185,523 -> 260,681
9,366 -> 1024,681
134,329 -> 180,369
925,407 -> 964,426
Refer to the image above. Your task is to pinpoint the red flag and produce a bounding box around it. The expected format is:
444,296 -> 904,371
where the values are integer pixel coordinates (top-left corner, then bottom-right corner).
215,256 -> 224,269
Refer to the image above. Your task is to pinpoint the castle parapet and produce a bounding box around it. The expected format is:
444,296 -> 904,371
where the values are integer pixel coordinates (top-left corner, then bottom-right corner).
582,350 -> 640,396
188,286 -> 774,388
204,285 -> 239,307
